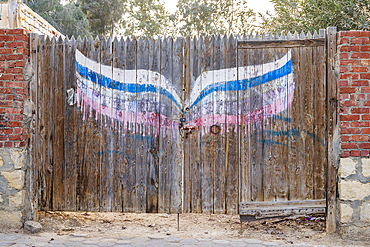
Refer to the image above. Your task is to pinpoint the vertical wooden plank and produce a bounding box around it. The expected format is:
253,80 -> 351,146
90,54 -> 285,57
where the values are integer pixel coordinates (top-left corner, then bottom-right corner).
183,36 -> 191,213
171,37 -> 183,213
326,26 -> 337,234
124,37 -> 137,212
274,33 -> 289,201
287,34 -> 301,201
64,36 -> 77,211
135,37 -> 149,212
249,34 -> 264,203
313,30 -> 327,200
199,35 -> 214,213
190,36 -> 202,213
76,36 -> 89,211
111,36 -> 124,212
225,34 -> 238,213
300,32 -> 314,200
29,33 -> 39,220
146,37 -> 161,213
213,34 -> 226,213
85,36 -> 101,212
239,39 -> 251,204
262,34 -> 276,202
52,36 -> 65,211
99,37 -> 113,211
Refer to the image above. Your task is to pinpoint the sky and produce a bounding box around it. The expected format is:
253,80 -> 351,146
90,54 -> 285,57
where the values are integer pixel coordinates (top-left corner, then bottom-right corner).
163,0 -> 275,15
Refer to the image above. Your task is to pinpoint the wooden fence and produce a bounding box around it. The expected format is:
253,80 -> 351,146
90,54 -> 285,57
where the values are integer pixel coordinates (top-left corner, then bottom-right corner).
30,30 -> 333,215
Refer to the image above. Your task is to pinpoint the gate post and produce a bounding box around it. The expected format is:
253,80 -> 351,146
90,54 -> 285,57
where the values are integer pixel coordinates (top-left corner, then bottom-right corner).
326,26 -> 339,234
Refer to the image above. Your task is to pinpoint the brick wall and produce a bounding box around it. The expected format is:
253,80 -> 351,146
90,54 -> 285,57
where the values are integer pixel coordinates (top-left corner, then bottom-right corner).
338,30 -> 370,240
0,29 -> 29,148
0,29 -> 30,230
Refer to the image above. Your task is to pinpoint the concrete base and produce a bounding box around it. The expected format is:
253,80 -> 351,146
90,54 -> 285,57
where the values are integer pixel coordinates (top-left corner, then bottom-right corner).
0,211 -> 22,230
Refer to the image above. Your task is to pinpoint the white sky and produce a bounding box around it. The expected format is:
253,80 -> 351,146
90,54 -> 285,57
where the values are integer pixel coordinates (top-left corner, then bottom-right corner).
163,0 -> 274,15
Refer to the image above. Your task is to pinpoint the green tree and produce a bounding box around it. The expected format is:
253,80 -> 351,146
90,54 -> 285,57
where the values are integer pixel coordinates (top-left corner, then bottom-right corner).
260,0 -> 370,33
24,0 -> 90,37
175,0 -> 256,37
78,0 -> 126,37
120,0 -> 171,37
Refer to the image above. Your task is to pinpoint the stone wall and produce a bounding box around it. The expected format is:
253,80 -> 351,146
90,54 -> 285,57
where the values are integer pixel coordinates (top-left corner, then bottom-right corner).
338,30 -> 370,240
0,29 -> 31,230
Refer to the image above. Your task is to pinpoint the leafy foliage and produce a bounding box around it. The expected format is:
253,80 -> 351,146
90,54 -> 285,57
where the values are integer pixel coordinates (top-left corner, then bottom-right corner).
120,0 -> 171,37
260,0 -> 370,33
175,0 -> 256,36
77,0 -> 126,37
24,0 -> 90,37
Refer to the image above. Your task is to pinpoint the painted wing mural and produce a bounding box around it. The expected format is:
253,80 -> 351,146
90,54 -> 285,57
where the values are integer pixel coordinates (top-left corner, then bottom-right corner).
75,49 -> 294,131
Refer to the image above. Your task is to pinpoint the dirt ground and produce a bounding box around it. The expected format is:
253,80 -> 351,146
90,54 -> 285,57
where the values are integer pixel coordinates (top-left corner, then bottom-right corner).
38,211 -> 367,246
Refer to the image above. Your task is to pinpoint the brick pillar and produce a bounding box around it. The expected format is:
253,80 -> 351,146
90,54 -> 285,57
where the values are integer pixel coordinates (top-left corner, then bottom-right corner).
0,29 -> 31,230
338,31 -> 370,240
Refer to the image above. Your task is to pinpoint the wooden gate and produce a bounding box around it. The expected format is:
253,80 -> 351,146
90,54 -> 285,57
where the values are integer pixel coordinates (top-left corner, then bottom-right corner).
30,29 -> 336,217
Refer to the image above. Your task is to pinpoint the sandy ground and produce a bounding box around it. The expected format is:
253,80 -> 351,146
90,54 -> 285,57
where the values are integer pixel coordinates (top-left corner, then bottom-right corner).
34,211 -> 369,246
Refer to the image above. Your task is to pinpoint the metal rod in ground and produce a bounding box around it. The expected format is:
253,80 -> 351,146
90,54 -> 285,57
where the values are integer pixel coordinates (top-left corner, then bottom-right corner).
177,213 -> 180,231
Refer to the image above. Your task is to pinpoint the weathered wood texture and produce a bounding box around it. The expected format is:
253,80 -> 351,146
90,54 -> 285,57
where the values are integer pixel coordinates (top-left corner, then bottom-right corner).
31,33 -> 330,215
238,32 -> 328,213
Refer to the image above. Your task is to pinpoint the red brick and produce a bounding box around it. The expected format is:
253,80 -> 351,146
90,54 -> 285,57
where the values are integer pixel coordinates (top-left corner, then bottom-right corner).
352,80 -> 369,86
359,143 -> 370,149
339,107 -> 349,114
6,108 -> 22,114
0,48 -> 13,54
14,115 -> 23,121
338,38 -> 349,44
364,101 -> 370,106
9,121 -> 22,127
363,115 -> 370,120
351,150 -> 360,157
361,46 -> 370,52
16,35 -> 28,42
341,60 -> 359,66
340,87 -> 357,94
341,128 -> 360,134
340,31 -> 360,37
339,80 -> 349,87
351,38 -> 370,44
7,61 -> 15,68
4,142 -> 12,147
0,30 -> 4,35
9,135 -> 25,141
16,48 -> 29,55
0,74 -> 15,81
0,101 -> 13,107
339,100 -> 358,107
6,68 -> 23,74
352,53 -> 370,59
340,53 -> 349,59
340,66 -> 348,73
362,128 -> 370,134
6,41 -> 27,48
6,81 -> 25,88
7,29 -> 27,35
360,73 -> 370,79
6,54 -> 26,60
0,36 -> 15,42
351,67 -> 369,72
15,88 -> 27,95
341,135 -> 349,142
340,46 -> 359,52
14,75 -> 24,81
0,55 -> 5,60
360,32 -> 370,37
341,73 -> 359,79
361,87 -> 370,93
351,108 -> 369,114
341,151 -> 350,157
0,42 -> 4,48
362,60 -> 370,66
18,141 -> 27,147
350,135 -> 369,141
4,128 -> 12,134
361,150 -> 369,156
342,143 -> 358,149
16,61 -> 25,67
